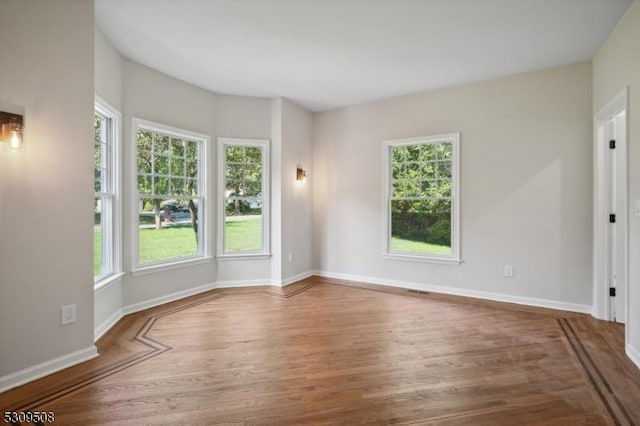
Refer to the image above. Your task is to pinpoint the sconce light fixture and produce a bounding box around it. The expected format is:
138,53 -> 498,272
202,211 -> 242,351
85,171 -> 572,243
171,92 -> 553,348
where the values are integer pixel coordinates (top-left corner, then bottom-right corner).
296,167 -> 307,182
1,111 -> 24,150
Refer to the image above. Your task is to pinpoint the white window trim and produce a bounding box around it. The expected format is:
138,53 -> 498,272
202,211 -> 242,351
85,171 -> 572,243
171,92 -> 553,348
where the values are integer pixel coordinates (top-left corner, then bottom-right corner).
94,96 -> 123,288
382,133 -> 462,265
130,118 -> 210,274
217,137 -> 271,258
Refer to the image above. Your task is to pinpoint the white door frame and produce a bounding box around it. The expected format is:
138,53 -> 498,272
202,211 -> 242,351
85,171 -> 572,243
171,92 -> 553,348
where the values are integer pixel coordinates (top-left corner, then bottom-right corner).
592,87 -> 629,333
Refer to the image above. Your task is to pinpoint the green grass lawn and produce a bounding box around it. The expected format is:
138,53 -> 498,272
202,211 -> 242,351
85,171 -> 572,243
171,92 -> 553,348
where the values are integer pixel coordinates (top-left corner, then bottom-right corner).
224,218 -> 262,252
138,225 -> 199,264
95,221 -> 448,276
390,236 -> 451,255
94,230 -> 102,276
94,218 -> 263,276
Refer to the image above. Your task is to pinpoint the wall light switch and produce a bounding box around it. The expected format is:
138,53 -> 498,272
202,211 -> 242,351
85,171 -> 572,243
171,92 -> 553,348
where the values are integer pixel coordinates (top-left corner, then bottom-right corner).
635,200 -> 640,216
61,304 -> 76,325
504,265 -> 514,278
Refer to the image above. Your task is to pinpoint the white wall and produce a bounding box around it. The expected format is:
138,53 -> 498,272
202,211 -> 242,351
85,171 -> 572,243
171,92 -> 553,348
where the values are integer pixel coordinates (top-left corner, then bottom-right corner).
270,98 -> 314,284
121,59 -> 273,306
313,62 -> 593,309
4,2 -> 628,391
593,0 -> 640,365
95,26 -> 122,111
0,0 -> 96,379
280,99 -> 314,281
94,25 -> 124,339
270,99 -> 284,283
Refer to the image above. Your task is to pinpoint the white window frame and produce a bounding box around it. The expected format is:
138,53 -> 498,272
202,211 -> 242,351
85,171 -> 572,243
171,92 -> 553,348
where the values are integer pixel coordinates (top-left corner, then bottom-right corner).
382,133 -> 461,265
94,96 -> 123,289
217,137 -> 271,259
131,118 -> 210,275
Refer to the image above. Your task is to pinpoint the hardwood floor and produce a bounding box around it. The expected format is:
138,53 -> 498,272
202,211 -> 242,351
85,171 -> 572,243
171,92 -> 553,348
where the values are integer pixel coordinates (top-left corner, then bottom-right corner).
1,276 -> 639,425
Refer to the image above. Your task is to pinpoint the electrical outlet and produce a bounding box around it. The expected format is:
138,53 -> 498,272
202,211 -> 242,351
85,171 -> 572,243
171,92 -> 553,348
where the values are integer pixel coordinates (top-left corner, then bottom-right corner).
288,253 -> 293,263
504,265 -> 514,278
61,304 -> 76,325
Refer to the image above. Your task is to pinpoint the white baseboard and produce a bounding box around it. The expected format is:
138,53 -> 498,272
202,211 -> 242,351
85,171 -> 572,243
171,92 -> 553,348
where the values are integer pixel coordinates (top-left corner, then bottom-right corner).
121,277 -> 284,315
313,270 -> 592,314
216,278 -> 273,289
280,270 -> 315,287
0,345 -> 98,393
122,281 -> 219,315
627,343 -> 640,370
94,308 -> 123,342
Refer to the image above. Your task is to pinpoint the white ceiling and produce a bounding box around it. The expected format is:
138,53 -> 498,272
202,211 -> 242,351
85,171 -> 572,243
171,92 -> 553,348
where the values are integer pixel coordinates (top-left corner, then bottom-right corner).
96,0 -> 632,112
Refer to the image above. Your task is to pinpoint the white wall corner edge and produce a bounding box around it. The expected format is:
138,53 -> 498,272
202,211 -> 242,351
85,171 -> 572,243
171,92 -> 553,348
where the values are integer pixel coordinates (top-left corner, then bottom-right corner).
122,281 -> 219,315
216,278 -> 273,289
280,270 -> 315,288
121,275 -> 295,316
94,308 -> 124,342
0,345 -> 98,394
626,343 -> 640,370
312,270 -> 592,314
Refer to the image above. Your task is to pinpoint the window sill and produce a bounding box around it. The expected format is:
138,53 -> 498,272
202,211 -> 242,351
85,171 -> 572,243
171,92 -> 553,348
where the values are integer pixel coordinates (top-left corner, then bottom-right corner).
384,253 -> 463,265
131,256 -> 213,277
216,253 -> 272,261
94,272 -> 125,293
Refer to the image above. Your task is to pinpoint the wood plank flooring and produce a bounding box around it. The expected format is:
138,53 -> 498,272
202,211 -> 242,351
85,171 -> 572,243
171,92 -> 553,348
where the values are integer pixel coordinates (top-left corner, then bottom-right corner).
1,276 -> 639,425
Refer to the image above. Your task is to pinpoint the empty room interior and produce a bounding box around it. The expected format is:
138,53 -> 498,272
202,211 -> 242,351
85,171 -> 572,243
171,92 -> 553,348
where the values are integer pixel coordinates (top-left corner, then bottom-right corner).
2,0 -> 640,423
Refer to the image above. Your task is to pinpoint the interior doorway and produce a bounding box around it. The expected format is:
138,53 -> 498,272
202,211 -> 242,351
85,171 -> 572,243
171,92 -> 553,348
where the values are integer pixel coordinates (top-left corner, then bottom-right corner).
593,88 -> 628,327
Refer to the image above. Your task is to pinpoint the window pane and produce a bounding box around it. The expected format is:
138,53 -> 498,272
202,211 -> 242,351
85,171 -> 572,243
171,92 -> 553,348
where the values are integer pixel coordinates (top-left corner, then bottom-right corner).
390,199 -> 451,256
137,150 -> 152,175
226,180 -> 244,197
138,197 -> 199,265
436,180 -> 452,198
404,161 -> 422,178
244,177 -> 262,197
171,138 -> 185,157
419,144 -> 437,161
94,142 -> 102,169
186,178 -> 198,195
245,162 -> 262,181
436,142 -> 452,160
226,163 -> 244,181
392,180 -> 406,198
172,157 -> 185,176
223,144 -> 264,254
155,176 -> 169,195
138,175 -> 152,195
245,146 -> 262,163
171,178 -> 185,195
94,115 -> 102,142
436,161 -> 452,179
419,162 -> 436,176
226,146 -> 244,163
137,129 -> 152,151
94,196 -> 104,277
186,141 -> 198,161
94,168 -> 103,192
186,160 -> 198,180
155,155 -> 170,175
225,201 -> 262,252
154,134 -> 170,156
406,145 -> 421,160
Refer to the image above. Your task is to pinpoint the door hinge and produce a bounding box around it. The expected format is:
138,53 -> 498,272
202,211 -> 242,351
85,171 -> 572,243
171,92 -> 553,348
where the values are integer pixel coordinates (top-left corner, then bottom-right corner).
609,139 -> 616,149
609,214 -> 616,223
609,287 -> 616,297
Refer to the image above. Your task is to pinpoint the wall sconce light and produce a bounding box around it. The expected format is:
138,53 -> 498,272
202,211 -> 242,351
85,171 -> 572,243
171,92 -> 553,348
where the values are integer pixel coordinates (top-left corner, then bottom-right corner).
1,111 -> 24,150
296,167 -> 307,182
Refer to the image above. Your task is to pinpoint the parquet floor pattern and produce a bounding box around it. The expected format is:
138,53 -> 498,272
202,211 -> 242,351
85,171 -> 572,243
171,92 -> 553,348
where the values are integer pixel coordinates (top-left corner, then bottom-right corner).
1,276 -> 639,425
